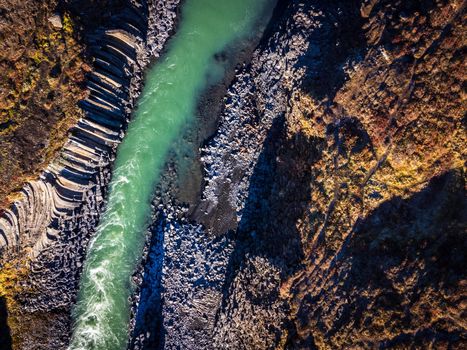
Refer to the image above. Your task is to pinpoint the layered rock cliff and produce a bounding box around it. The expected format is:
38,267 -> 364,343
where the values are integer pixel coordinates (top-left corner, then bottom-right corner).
0,0 -> 177,255
0,0 -> 180,348
0,0 -> 88,211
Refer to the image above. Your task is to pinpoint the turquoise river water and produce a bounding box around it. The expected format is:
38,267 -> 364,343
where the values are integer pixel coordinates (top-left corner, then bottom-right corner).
69,1 -> 273,349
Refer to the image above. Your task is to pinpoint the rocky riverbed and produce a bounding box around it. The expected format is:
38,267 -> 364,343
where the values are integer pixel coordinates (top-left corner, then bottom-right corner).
1,0 -> 466,349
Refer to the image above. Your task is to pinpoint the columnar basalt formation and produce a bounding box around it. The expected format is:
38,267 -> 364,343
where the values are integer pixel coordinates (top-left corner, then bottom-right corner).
0,16 -> 143,254
0,1 -> 180,348
0,0 -> 89,211
0,0 -> 179,258
1,0 -> 465,349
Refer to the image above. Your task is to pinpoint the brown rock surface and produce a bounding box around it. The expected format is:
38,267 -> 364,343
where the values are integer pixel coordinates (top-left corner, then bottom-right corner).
0,0 -> 88,210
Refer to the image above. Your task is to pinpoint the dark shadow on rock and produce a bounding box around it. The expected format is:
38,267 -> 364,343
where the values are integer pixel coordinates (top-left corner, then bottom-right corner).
297,0 -> 366,101
348,170 -> 467,347
57,0 -> 145,35
216,0 -> 367,314
218,111 -> 325,316
290,169 -> 466,348
129,213 -> 166,350
256,0 -> 291,49
212,3 -> 367,343
349,169 -> 466,293
0,296 -> 12,350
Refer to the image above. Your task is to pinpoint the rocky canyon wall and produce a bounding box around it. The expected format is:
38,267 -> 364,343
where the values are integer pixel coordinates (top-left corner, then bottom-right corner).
0,1 -> 180,348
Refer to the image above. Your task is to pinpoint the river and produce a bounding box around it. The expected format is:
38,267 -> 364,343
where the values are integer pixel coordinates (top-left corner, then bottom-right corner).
69,0 -> 273,349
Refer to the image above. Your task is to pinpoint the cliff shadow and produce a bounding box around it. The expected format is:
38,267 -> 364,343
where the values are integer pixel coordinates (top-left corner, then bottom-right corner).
216,0 -> 366,312
290,169 -> 466,348
218,112 -> 325,318
56,0 -> 146,35
129,214 -> 166,350
347,169 -> 466,346
297,0 -> 366,102
0,296 -> 12,350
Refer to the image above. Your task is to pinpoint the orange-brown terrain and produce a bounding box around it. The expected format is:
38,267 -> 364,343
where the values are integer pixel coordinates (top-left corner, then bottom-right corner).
0,2 -> 88,346
279,0 -> 466,347
188,0 -> 465,348
0,0 -> 88,210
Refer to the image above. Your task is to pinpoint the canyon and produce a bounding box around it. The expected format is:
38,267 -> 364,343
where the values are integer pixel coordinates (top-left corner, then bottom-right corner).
0,0 -> 465,349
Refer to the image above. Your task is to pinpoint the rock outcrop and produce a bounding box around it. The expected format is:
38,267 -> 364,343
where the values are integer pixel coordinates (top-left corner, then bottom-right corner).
0,0 -> 88,211
0,0 -> 179,257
